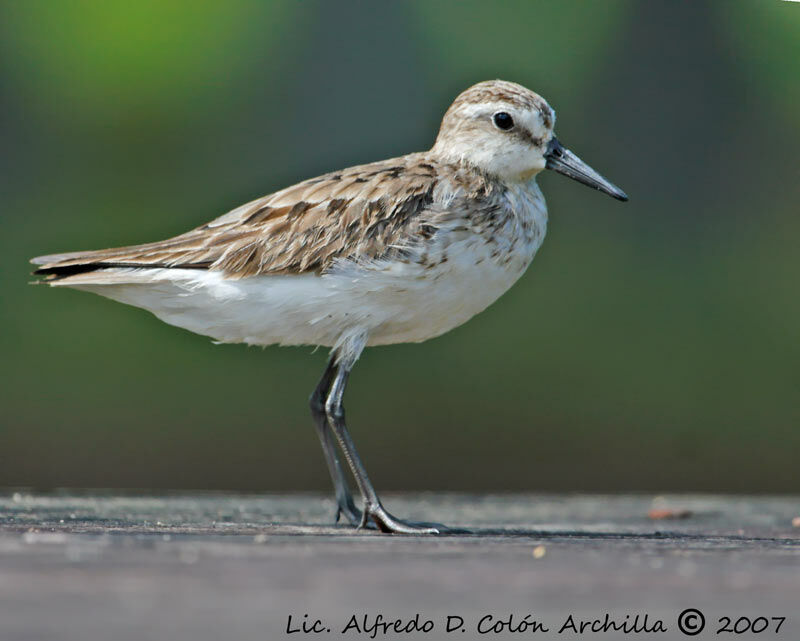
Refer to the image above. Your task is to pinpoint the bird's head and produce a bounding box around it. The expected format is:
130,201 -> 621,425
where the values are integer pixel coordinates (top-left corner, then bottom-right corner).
432,79 -> 627,201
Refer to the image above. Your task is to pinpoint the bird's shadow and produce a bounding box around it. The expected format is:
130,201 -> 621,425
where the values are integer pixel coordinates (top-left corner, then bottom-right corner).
294,521 -> 800,547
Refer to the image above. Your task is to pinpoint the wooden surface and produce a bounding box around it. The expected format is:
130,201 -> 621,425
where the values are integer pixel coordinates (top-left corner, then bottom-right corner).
1,492 -> 799,640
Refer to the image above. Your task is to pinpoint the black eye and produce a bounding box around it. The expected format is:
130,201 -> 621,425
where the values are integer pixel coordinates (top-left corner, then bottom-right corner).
493,112 -> 514,130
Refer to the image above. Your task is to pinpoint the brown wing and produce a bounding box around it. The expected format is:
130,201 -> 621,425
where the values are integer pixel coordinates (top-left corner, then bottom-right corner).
33,154 -> 440,280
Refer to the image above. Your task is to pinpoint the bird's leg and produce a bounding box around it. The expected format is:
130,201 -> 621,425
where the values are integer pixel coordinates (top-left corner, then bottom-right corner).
324,359 -> 441,535
309,356 -> 361,526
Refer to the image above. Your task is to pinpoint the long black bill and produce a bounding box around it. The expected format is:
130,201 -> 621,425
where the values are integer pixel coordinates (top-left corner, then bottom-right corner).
545,137 -> 628,202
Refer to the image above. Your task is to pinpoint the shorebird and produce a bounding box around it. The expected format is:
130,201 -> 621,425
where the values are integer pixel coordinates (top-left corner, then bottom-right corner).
32,80 -> 627,534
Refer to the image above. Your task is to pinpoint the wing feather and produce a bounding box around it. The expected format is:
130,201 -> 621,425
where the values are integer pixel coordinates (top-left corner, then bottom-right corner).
32,154 -> 441,280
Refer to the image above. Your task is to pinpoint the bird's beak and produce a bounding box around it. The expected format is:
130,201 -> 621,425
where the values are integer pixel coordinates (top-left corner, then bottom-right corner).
544,137 -> 628,202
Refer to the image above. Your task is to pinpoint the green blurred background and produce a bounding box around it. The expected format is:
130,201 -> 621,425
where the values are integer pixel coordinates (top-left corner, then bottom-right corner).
1,1 -> 798,494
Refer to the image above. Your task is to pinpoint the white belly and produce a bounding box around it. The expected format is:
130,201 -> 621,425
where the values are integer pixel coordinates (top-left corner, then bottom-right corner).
64,228 -> 543,349
333,232 -> 543,346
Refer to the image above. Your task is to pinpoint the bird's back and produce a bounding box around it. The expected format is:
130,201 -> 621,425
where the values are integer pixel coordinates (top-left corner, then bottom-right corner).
33,153 -> 444,281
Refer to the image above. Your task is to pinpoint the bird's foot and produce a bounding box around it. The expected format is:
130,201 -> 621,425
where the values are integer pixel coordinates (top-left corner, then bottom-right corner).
334,493 -> 365,527
360,502 -> 443,535
331,494 -> 454,534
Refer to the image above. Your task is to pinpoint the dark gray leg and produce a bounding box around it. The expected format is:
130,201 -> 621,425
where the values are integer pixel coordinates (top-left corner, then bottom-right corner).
310,357 -> 362,526
324,358 -> 440,534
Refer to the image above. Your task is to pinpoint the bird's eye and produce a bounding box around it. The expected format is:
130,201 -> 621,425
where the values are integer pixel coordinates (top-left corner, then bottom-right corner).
492,112 -> 514,130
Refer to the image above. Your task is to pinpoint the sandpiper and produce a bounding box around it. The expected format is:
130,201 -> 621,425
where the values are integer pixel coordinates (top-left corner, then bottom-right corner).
32,80 -> 627,534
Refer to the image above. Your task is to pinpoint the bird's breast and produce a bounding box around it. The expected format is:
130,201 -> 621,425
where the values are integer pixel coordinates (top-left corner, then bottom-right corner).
450,177 -> 548,273
341,180 -> 548,346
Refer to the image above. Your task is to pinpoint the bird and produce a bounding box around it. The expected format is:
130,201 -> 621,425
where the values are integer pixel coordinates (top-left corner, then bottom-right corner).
31,79 -> 628,534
